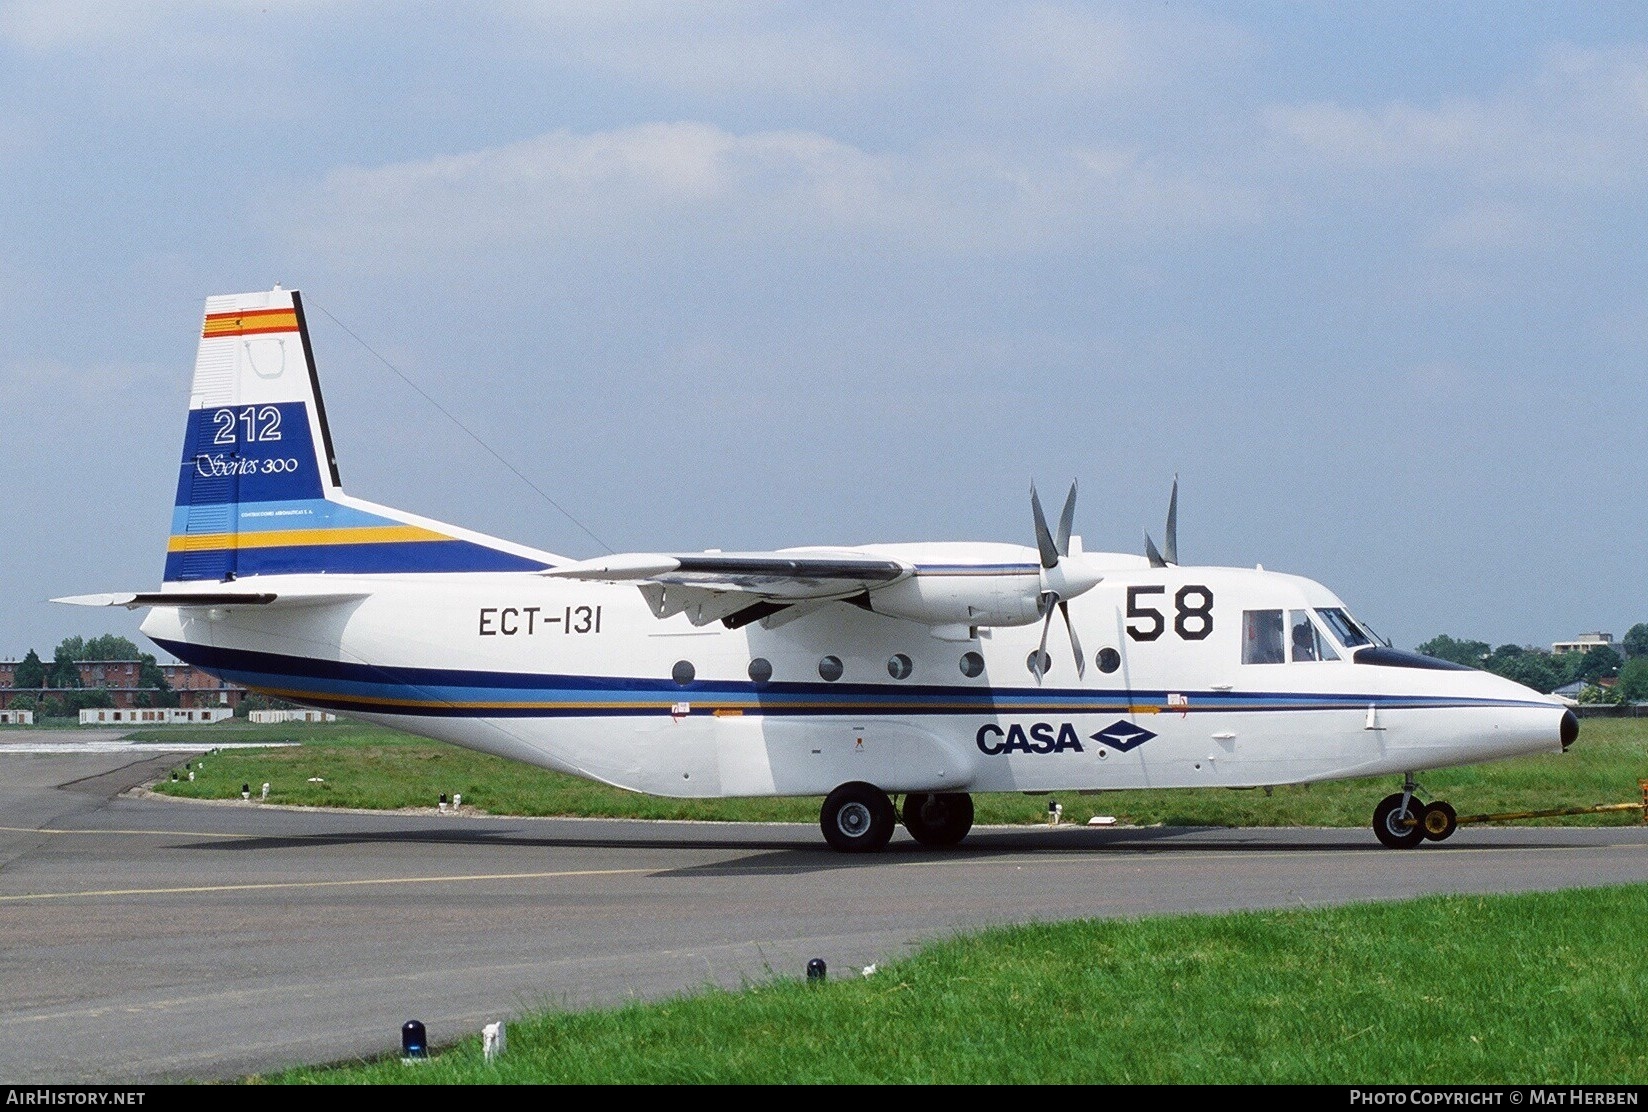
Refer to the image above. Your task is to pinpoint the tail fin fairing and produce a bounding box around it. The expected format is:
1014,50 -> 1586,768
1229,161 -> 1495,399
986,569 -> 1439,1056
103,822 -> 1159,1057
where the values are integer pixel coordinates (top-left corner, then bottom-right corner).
166,288 -> 560,582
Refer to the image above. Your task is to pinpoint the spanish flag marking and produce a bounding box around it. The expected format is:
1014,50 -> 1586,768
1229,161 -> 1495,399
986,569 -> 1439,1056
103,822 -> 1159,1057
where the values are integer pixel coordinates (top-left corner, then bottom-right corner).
202,308 -> 300,338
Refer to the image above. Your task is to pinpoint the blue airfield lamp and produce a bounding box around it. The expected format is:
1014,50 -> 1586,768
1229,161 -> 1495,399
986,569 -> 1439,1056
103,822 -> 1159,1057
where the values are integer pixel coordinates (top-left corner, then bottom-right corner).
402,1020 -> 428,1060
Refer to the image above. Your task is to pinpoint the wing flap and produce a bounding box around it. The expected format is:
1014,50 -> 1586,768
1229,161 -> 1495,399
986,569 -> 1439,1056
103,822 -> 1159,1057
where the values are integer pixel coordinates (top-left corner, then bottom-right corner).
546,548 -> 912,629
546,550 -> 909,599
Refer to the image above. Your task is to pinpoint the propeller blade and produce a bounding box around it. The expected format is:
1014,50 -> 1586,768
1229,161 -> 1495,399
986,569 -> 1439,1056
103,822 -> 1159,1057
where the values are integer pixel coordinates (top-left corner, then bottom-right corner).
1164,474 -> 1179,566
1030,485 -> 1059,570
1032,592 -> 1058,684
1144,529 -> 1167,569
1059,598 -> 1085,678
1055,481 -> 1077,558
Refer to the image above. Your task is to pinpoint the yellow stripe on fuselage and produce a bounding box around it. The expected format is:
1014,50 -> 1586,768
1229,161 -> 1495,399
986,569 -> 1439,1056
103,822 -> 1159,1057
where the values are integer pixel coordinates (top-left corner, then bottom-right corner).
166,525 -> 452,552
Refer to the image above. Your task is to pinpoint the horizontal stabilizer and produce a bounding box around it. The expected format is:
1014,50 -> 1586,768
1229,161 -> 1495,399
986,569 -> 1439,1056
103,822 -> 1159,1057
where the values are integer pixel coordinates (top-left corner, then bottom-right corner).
53,588 -> 366,611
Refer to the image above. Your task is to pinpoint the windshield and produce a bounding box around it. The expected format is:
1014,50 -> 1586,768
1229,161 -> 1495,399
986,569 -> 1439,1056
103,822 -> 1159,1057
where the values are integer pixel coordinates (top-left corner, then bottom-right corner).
1315,607 -> 1372,649
1290,610 -> 1339,662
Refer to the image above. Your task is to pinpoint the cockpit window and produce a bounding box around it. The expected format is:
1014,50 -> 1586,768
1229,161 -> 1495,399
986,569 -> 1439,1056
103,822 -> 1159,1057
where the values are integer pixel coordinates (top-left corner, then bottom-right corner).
1290,610 -> 1339,662
1315,607 -> 1372,649
1243,610 -> 1285,664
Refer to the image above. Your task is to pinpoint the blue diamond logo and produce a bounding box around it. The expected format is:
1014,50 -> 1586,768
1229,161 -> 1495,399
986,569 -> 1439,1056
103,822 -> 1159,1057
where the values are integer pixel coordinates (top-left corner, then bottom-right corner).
1091,720 -> 1157,752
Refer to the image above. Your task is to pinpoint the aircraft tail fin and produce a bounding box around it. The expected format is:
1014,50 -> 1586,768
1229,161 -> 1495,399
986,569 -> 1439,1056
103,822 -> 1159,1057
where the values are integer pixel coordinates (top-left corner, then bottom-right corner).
166,287 -> 560,582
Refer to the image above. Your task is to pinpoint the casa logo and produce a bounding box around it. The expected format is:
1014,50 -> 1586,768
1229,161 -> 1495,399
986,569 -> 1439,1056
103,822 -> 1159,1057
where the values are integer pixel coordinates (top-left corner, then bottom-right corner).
975,719 -> 1157,756
1091,720 -> 1157,752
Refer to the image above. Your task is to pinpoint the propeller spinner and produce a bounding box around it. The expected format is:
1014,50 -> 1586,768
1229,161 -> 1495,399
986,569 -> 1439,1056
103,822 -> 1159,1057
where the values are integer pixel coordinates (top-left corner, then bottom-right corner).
1029,481 -> 1102,683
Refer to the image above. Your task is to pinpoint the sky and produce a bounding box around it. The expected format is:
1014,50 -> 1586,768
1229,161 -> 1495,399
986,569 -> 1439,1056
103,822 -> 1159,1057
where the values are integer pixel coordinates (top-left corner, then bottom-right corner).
2,1 -> 1644,660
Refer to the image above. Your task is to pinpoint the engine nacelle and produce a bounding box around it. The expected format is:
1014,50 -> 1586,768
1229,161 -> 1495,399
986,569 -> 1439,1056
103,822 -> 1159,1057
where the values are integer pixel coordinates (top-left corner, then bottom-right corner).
866,573 -> 1044,628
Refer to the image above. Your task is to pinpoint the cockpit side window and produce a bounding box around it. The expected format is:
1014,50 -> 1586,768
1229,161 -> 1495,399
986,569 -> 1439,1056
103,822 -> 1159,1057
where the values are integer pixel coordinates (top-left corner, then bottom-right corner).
1289,610 -> 1339,662
1243,609 -> 1285,664
1315,607 -> 1372,649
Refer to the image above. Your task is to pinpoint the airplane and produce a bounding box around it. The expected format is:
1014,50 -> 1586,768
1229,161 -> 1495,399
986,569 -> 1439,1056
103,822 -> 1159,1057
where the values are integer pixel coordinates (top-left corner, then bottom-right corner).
58,286 -> 1580,853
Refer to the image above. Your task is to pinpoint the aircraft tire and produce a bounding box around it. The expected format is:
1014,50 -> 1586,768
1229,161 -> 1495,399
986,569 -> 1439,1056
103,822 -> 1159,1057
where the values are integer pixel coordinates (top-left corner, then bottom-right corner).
821,782 -> 896,853
1372,793 -> 1427,849
901,792 -> 975,847
1421,800 -> 1458,842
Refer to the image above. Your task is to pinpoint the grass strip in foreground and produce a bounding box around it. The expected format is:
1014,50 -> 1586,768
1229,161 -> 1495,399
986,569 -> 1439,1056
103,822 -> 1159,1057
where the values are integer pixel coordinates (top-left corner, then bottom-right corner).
266,884 -> 1648,1085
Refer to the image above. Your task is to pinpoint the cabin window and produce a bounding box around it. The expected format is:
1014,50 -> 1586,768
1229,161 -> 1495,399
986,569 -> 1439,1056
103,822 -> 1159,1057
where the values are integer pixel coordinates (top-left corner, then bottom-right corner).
1026,650 -> 1052,676
1242,609 -> 1285,664
1095,647 -> 1121,674
1315,607 -> 1372,649
959,651 -> 985,678
887,653 -> 913,680
1289,611 -> 1338,662
672,660 -> 696,685
748,657 -> 773,685
818,655 -> 844,682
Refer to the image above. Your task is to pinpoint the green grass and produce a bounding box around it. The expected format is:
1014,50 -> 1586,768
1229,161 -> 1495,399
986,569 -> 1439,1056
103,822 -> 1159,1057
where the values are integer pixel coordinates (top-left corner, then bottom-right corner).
263,884 -> 1648,1084
147,716 -> 1648,830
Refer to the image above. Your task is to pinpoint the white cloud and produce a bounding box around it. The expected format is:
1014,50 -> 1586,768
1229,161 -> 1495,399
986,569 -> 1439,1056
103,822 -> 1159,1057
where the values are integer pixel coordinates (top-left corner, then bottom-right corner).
0,0 -> 334,50
994,2 -> 1252,95
285,121 -> 1258,264
0,358 -> 170,403
500,1 -> 890,98
1267,44 -> 1648,191
1429,200 -> 1555,252
993,3 -> 1141,92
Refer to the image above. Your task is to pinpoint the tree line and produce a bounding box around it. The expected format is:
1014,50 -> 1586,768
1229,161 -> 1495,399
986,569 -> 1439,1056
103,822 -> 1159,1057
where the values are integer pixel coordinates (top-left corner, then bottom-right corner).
1416,624 -> 1648,704
5,635 -> 178,717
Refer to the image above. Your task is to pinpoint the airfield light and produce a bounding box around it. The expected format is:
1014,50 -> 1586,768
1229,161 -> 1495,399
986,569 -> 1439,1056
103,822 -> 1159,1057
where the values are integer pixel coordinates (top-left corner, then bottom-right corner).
242,783 -> 250,800
401,1020 -> 427,1060
439,793 -> 448,813
807,958 -> 826,983
261,782 -> 270,800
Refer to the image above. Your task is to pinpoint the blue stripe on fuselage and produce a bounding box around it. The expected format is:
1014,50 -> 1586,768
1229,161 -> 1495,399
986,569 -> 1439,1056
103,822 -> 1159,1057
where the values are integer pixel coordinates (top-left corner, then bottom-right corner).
150,638 -> 1558,719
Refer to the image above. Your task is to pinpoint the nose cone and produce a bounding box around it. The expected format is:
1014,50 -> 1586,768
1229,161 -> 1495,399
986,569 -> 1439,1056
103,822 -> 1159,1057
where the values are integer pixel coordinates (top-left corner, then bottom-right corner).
1560,709 -> 1579,751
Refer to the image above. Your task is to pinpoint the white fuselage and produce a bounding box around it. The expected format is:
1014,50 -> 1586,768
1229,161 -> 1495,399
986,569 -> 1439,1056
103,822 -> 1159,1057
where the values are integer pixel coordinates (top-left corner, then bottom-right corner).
140,550 -> 1570,800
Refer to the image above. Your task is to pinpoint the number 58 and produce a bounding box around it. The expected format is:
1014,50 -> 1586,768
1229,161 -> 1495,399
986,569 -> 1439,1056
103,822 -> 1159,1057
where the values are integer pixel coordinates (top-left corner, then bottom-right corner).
1127,585 -> 1214,642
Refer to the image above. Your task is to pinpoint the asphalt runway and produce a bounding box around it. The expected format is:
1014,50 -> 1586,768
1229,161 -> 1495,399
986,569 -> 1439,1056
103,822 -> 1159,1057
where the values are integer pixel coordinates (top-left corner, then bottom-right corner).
3,735 -> 1647,1084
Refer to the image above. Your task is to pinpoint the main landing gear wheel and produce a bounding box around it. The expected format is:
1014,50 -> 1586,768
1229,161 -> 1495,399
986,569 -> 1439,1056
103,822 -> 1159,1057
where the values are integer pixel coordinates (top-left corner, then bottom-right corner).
1421,800 -> 1458,842
901,792 -> 975,848
821,782 -> 896,853
1373,792 -> 1428,849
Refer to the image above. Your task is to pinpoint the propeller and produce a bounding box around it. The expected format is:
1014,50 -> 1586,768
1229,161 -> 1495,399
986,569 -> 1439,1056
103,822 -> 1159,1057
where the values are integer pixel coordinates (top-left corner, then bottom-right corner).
1144,474 -> 1179,569
1030,481 -> 1098,684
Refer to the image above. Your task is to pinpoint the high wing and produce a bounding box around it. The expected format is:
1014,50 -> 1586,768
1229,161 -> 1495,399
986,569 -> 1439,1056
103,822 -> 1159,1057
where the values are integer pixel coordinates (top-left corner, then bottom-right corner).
542,548 -> 912,629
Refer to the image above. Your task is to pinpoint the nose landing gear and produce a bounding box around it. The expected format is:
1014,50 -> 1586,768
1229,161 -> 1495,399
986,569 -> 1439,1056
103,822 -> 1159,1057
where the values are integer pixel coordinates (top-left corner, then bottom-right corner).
1372,774 -> 1458,848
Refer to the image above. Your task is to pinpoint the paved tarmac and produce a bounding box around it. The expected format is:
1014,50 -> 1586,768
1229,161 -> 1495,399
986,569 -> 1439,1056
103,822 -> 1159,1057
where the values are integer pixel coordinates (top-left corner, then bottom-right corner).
2,731 -> 1647,1084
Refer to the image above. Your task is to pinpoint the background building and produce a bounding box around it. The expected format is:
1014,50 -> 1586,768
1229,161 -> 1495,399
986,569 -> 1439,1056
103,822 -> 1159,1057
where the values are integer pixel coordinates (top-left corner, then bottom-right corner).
1552,632 -> 1615,655
0,659 -> 246,710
